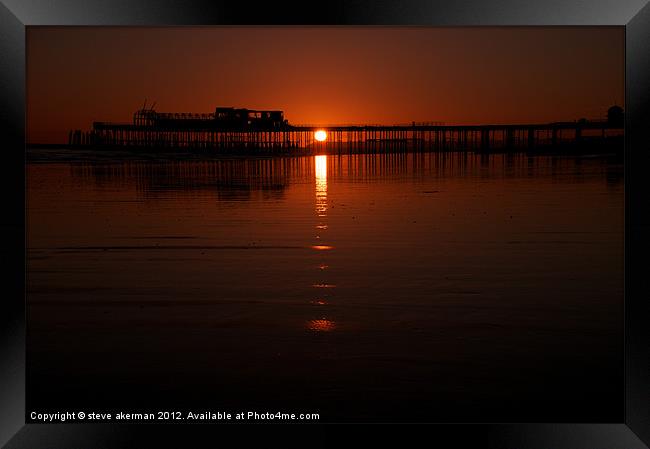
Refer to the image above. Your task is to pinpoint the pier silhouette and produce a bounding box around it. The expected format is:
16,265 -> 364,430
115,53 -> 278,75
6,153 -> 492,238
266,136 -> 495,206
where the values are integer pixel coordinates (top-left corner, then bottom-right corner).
68,104 -> 624,154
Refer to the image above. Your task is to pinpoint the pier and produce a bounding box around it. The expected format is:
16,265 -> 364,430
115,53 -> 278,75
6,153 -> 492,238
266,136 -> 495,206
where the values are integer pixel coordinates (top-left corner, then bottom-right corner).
68,106 -> 624,154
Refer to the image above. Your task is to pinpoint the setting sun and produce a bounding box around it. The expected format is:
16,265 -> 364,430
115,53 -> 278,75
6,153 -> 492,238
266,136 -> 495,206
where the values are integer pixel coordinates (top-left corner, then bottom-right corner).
314,130 -> 327,142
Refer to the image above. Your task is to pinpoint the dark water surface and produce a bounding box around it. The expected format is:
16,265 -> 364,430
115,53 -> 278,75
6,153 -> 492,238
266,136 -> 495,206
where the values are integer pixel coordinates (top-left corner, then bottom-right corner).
27,151 -> 623,422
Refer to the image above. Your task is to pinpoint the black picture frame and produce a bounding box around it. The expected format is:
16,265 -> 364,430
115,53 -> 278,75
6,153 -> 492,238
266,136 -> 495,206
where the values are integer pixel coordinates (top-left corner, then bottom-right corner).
1,1 -> 649,447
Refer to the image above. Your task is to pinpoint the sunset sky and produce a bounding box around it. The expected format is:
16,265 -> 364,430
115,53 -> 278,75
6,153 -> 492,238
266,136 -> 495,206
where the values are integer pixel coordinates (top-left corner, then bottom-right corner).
27,27 -> 624,144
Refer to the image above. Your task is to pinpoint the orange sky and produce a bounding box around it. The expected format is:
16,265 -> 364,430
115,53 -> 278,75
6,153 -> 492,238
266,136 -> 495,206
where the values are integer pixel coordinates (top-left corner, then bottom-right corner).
27,27 -> 624,144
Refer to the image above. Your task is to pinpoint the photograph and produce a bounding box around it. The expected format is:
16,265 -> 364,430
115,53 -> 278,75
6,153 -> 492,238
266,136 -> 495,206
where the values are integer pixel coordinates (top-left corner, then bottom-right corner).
23,26 -> 627,424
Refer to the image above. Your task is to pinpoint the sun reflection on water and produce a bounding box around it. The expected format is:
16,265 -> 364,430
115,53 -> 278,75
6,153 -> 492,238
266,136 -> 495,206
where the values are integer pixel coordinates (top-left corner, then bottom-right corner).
305,155 -> 337,332
307,155 -> 337,332
315,155 -> 327,217
307,319 -> 337,332
311,245 -> 334,250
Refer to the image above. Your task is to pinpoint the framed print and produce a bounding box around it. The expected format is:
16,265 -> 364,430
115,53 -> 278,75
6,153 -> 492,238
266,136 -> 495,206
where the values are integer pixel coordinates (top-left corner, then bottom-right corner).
1,0 -> 649,447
